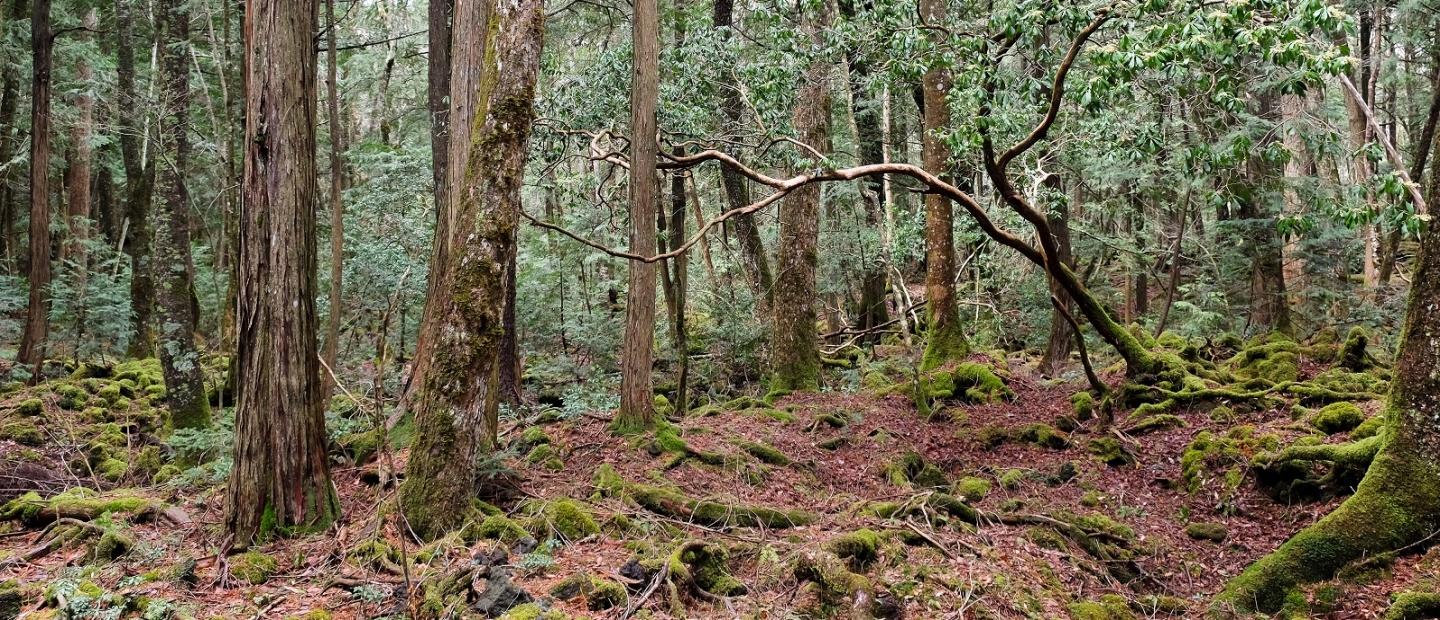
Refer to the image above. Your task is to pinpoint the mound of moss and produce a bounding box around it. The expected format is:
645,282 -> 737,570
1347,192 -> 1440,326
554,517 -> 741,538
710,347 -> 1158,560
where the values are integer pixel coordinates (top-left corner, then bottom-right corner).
627,482 -> 813,529
1310,402 -> 1366,434
230,551 -> 278,584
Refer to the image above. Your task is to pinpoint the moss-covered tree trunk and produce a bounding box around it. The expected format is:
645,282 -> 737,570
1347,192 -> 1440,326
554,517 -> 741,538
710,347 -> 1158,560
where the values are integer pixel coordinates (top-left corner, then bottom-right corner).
1216,194 -> 1440,616
1038,172 -> 1076,376
153,0 -> 209,430
226,0 -> 338,546
117,0 -> 158,359
17,0 -> 52,370
613,0 -> 660,432
918,0 -> 968,371
399,0 -> 545,541
769,2 -> 830,393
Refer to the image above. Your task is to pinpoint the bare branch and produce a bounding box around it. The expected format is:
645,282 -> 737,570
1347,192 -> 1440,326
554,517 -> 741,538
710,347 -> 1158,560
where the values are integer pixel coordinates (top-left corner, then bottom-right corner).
1338,73 -> 1429,215
997,10 -> 1113,169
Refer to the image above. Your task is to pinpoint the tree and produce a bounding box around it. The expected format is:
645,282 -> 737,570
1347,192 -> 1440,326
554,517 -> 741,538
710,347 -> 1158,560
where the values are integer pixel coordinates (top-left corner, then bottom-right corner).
837,0 -> 890,341
917,0 -> 968,371
117,0 -> 158,359
399,0 -> 546,540
769,0 -> 832,393
322,0 -> 345,392
0,0 -> 21,267
1215,161 -> 1440,615
152,0 -> 209,430
612,0 -> 660,433
18,0 -> 53,369
59,8 -> 97,269
712,0 -> 773,306
226,0 -> 338,545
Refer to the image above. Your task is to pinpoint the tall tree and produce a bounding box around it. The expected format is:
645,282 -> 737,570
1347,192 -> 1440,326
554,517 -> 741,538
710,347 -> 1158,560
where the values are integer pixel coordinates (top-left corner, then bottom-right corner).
399,0 -> 545,540
59,8 -> 97,269
769,0 -> 831,392
152,0 -> 209,430
613,0 -> 660,433
226,0 -> 338,544
0,0 -> 23,267
18,0 -> 53,369
1037,172 -> 1077,376
837,0 -> 890,340
322,0 -> 344,390
117,0 -> 158,358
1237,93 -> 1292,335
712,0 -> 774,307
918,0 -> 969,370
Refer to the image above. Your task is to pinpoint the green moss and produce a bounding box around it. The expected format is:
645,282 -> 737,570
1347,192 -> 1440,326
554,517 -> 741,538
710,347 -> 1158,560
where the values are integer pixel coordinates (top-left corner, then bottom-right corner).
592,464 -> 625,497
97,458 -> 129,482
525,444 -> 564,471
229,551 -> 278,584
920,320 -> 970,371
97,383 -> 124,405
792,551 -> 872,612
1338,326 -> 1373,371
653,428 -> 727,466
1383,592 -> 1440,620
1185,521 -> 1228,543
347,539 -> 403,571
671,542 -> 747,596
497,603 -> 570,620
1128,413 -> 1185,435
954,476 -> 991,501
1087,437 -> 1135,467
882,451 -> 948,488
15,398 -> 42,416
999,468 -> 1027,489
826,528 -> 882,570
0,421 -> 42,446
628,482 -> 814,528
1068,594 -> 1137,620
734,439 -> 790,465
338,428 -> 384,464
1352,415 -> 1385,440
653,394 -> 673,418
55,384 -> 88,410
0,580 -> 21,619
525,499 -> 600,542
585,576 -> 627,611
0,488 -> 158,525
515,426 -> 551,452
471,514 -> 529,543
1209,405 -> 1237,423
1017,423 -> 1069,449
1310,402 -> 1366,434
1072,391 -> 1095,420
87,528 -> 136,562
284,611 -> 333,620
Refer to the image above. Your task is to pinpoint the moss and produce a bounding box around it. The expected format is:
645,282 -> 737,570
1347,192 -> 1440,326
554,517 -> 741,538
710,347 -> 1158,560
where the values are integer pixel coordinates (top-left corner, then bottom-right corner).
347,538 -> 403,571
525,444 -> 564,471
0,488 -> 158,525
920,320 -> 970,371
816,436 -> 847,450
497,603 -> 570,620
792,550 -> 873,614
826,529 -> 882,570
1185,521 -> 1228,543
1310,402 -> 1366,434
653,394 -> 673,418
653,428 -> 727,466
954,476 -> 992,501
752,407 -> 796,423
15,398 -> 42,416
97,382 -> 125,405
54,384 -> 88,410
338,428 -> 384,464
1072,391 -> 1095,420
1133,594 -> 1189,615
470,514 -> 529,543
1352,415 -> 1385,440
515,426 -> 551,452
1338,326 -> 1373,371
592,463 -> 625,497
585,576 -> 627,611
1087,437 -> 1136,467
97,458 -> 129,482
734,439 -> 790,465
88,528 -> 136,562
1016,423 -> 1069,449
1209,405 -> 1237,423
1068,594 -> 1137,620
284,611 -> 333,620
526,499 -> 600,541
1383,592 -> 1440,620
628,482 -> 814,528
670,541 -> 747,596
229,551 -> 278,584
0,580 -> 21,619
999,468 -> 1027,489
0,421 -> 42,446
882,451 -> 948,488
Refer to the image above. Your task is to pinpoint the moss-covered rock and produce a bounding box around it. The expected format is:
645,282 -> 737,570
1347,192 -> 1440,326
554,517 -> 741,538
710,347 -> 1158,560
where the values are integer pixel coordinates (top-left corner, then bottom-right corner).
1072,391 -> 1095,420
1310,402 -> 1366,434
1382,592 -> 1440,620
0,420 -> 42,446
671,541 -> 747,597
54,384 -> 88,410
1068,594 -> 1137,620
14,398 -> 43,416
497,603 -> 570,620
999,468 -> 1027,490
229,551 -> 278,584
470,514 -> 530,543
0,580 -> 21,620
954,476 -> 991,501
525,499 -> 599,542
1016,423 -> 1069,449
1185,521 -> 1228,543
1087,437 -> 1136,467
826,529 -> 882,570
881,451 -> 949,488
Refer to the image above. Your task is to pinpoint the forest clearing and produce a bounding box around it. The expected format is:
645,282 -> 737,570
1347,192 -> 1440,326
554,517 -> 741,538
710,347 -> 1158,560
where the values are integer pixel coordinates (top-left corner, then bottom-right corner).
0,0 -> 1437,618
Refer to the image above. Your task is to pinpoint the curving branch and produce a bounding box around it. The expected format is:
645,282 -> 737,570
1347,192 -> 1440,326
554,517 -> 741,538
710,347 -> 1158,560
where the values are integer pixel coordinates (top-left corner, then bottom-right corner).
996,10 -> 1114,170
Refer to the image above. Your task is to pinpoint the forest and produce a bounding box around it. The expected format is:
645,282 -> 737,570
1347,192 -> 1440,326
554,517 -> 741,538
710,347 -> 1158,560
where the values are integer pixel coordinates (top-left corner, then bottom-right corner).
0,0 -> 1436,617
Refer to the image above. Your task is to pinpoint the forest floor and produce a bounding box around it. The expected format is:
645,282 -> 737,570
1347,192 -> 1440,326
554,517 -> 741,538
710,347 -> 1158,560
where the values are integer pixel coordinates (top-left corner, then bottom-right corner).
0,345 -> 1433,619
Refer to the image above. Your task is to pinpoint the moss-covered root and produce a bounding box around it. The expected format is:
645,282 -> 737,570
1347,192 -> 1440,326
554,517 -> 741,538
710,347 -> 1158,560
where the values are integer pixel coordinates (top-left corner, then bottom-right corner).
0,489 -> 167,526
1382,592 -> 1440,620
792,549 -> 879,618
629,483 -> 814,529
1215,446 -> 1440,615
1257,435 -> 1382,473
920,321 -> 970,372
669,541 -> 747,598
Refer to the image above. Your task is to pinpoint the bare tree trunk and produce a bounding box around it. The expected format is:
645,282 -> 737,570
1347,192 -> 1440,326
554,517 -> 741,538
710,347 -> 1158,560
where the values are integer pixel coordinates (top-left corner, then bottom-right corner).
399,0 -> 544,540
59,9 -> 97,270
227,0 -> 338,545
1038,172 -> 1076,376
770,1 -> 831,392
117,0 -> 158,359
18,0 -> 53,369
668,147 -> 690,413
1239,93 -> 1293,336
918,0 -> 968,370
712,0 -> 773,308
498,250 -> 522,404
613,0 -> 660,432
0,0 -> 23,269
322,0 -> 345,395
153,0 -> 209,430
837,0 -> 890,341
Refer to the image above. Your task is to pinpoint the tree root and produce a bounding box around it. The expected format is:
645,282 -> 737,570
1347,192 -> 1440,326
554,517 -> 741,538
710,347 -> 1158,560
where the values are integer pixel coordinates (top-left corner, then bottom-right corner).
1383,591 -> 1440,620
625,481 -> 814,529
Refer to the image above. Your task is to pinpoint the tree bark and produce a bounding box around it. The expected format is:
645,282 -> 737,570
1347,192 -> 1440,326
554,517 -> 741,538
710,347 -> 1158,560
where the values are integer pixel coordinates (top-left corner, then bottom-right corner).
613,0 -> 661,432
59,9 -> 97,270
837,0 -> 890,342
712,0 -> 773,308
1038,172 -> 1076,376
18,0 -> 53,369
226,0 -> 338,545
0,0 -> 23,268
918,0 -> 968,370
1238,94 -> 1293,336
399,0 -> 544,540
153,0 -> 210,430
667,147 -> 689,413
769,1 -> 830,392
322,0 -> 345,395
117,0 -> 158,359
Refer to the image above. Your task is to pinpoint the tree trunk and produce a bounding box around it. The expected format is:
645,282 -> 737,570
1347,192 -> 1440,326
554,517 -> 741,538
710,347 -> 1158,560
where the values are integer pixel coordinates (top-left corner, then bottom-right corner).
838,0 -> 890,341
117,0 -> 158,359
18,0 -> 53,369
668,147 -> 689,413
59,9 -> 97,270
0,0 -> 22,269
1038,172 -> 1076,376
498,250 -> 522,404
918,0 -> 968,371
322,0 -> 344,394
226,0 -> 338,545
399,0 -> 544,540
1238,93 -> 1293,336
1218,136 -> 1440,616
153,0 -> 209,430
769,2 -> 830,392
613,0 -> 660,432
712,0 -> 774,308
